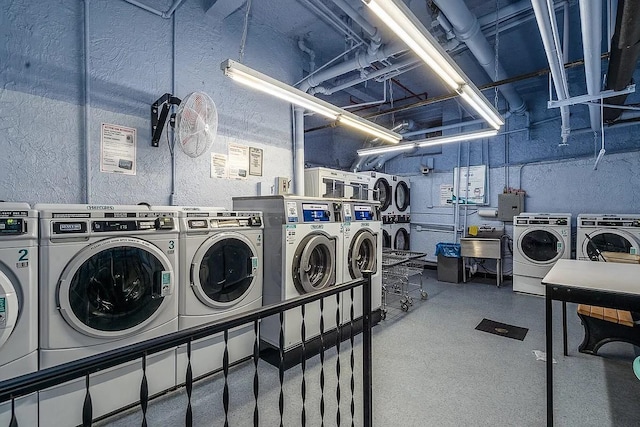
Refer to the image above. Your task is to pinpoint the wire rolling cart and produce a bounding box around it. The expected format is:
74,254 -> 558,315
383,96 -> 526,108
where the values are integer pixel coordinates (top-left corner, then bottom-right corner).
381,249 -> 428,318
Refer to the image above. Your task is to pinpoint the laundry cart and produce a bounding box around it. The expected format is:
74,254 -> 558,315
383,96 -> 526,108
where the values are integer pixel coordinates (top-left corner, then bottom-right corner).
381,249 -> 428,317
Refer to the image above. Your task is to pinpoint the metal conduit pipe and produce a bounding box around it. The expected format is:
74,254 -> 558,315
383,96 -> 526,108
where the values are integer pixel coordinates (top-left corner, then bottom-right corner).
294,107 -> 305,195
330,0 -> 382,54
83,0 -> 91,203
432,0 -> 526,114
579,0 -> 602,132
531,0 -> 571,144
298,41 -> 406,92
298,38 -> 316,72
121,0 -> 184,18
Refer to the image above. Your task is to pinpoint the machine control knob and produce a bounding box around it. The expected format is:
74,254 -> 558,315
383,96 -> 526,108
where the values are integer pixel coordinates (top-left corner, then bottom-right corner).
249,216 -> 262,226
324,210 -> 331,218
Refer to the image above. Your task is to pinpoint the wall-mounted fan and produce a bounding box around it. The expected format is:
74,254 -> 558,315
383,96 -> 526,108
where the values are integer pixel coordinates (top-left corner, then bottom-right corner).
151,91 -> 218,158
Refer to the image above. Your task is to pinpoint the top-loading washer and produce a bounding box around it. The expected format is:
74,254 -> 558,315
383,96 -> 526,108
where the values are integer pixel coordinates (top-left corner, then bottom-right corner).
513,213 -> 571,296
37,204 -> 179,427
0,203 -> 38,427
344,171 -> 372,201
304,167 -> 347,198
175,207 -> 263,383
233,196 -> 343,357
342,201 -> 382,326
577,214 -> 640,261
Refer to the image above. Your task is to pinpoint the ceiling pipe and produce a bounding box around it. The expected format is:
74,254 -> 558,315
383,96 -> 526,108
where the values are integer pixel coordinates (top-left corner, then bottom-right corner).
531,0 -> 571,144
121,0 -> 184,18
330,0 -> 382,55
431,0 -> 526,115
579,0 -> 603,132
298,38 -> 316,73
351,120 -> 415,172
603,0 -> 640,122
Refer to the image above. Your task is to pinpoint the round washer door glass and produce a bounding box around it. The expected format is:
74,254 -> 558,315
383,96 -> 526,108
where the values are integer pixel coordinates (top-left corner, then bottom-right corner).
292,234 -> 336,294
349,230 -> 377,279
382,229 -> 391,249
68,246 -> 166,332
395,181 -> 410,212
585,231 -> 634,260
394,227 -> 410,251
196,237 -> 256,305
374,179 -> 392,211
0,269 -> 19,350
520,230 -> 562,263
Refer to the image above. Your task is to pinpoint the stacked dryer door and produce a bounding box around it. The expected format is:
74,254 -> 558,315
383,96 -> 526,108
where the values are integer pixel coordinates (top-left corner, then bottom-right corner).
370,172 -> 394,215
513,213 -> 571,296
390,222 -> 411,250
36,204 -> 179,427
176,209 -> 263,382
577,215 -> 640,261
394,177 -> 411,216
233,196 -> 342,351
0,204 -> 38,426
342,202 -> 382,325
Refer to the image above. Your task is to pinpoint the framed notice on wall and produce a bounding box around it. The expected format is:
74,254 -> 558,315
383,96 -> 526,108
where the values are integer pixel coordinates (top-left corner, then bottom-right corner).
452,165 -> 487,205
249,147 -> 263,176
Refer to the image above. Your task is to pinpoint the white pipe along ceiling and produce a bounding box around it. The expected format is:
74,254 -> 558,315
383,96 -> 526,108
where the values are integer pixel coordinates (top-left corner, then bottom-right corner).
579,0 -> 603,132
531,0 -> 572,144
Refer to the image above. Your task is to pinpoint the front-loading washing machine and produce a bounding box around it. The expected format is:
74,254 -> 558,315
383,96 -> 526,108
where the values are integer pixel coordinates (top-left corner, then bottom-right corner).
342,201 -> 382,326
175,208 -> 263,383
37,204 -> 179,427
0,203 -> 38,426
513,213 -> 571,296
577,214 -> 640,261
233,196 -> 343,357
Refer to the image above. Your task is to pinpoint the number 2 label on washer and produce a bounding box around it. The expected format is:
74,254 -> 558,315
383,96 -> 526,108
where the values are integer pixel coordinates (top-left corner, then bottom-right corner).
18,249 -> 28,261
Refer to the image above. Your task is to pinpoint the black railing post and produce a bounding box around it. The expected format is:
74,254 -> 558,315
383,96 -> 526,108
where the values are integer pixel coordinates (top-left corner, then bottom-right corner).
362,271 -> 373,427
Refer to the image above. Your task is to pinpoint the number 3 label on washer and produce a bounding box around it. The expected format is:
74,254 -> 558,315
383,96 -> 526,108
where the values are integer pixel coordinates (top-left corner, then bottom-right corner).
168,240 -> 175,254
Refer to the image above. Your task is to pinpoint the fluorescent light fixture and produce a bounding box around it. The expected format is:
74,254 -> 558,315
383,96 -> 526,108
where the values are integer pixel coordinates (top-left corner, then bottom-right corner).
357,128 -> 498,156
357,142 -> 416,157
363,0 -> 504,129
414,129 -> 498,147
221,59 -> 402,144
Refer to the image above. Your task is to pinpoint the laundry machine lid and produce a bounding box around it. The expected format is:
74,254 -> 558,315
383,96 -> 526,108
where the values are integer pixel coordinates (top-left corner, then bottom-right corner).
395,181 -> 410,212
191,232 -> 259,308
394,226 -> 410,251
517,228 -> 566,264
58,237 -> 173,339
0,269 -> 18,351
374,178 -> 392,211
292,233 -> 336,294
382,229 -> 391,249
582,229 -> 640,261
348,230 -> 377,279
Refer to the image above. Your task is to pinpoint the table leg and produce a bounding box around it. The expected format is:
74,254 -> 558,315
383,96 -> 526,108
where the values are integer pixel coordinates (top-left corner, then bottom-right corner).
562,301 -> 568,356
546,291 -> 554,427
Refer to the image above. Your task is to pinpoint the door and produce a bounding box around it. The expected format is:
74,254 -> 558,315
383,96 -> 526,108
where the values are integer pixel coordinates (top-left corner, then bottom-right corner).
582,229 -> 640,261
374,178 -> 392,211
292,233 -> 336,294
0,268 -> 18,351
57,237 -> 173,339
395,181 -> 410,212
394,226 -> 410,251
191,232 -> 259,307
347,230 -> 377,279
517,228 -> 565,265
382,229 -> 391,249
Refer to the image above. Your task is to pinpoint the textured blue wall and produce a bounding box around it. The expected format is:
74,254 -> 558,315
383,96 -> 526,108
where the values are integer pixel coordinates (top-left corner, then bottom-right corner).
1,0 -> 301,208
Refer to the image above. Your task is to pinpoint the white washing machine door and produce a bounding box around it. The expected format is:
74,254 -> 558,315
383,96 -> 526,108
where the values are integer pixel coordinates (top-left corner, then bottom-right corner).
395,181 -> 410,212
581,229 -> 640,261
57,237 -> 174,339
0,269 -> 18,350
394,226 -> 410,251
517,227 -> 566,265
292,233 -> 336,294
190,232 -> 259,308
374,178 -> 392,212
348,230 -> 377,279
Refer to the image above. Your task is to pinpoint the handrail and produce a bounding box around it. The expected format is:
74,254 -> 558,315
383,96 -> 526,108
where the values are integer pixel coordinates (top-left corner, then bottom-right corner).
0,274 -> 372,405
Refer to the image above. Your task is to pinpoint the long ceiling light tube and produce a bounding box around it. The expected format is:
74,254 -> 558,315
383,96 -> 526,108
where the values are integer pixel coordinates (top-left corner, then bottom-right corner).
363,0 -> 504,129
357,128 -> 498,156
221,59 -> 402,144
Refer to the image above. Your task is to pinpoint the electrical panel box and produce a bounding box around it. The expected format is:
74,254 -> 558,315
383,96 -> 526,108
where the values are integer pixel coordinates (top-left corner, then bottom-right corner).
498,193 -> 525,221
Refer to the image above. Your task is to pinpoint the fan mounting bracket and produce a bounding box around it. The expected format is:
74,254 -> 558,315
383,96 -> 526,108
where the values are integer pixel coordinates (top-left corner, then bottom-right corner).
151,93 -> 182,147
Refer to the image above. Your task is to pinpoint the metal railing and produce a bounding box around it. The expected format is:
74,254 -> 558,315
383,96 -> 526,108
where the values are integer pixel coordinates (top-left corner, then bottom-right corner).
0,272 -> 374,427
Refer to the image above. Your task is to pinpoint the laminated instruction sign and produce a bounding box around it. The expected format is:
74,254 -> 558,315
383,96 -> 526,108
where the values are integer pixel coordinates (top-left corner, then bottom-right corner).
452,165 -> 486,205
100,123 -> 136,175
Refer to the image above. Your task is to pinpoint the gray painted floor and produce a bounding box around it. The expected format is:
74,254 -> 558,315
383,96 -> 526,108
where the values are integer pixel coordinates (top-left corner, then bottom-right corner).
99,271 -> 640,426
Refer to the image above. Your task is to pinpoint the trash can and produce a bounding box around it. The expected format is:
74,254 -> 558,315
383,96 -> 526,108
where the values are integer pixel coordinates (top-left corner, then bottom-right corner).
435,243 -> 463,283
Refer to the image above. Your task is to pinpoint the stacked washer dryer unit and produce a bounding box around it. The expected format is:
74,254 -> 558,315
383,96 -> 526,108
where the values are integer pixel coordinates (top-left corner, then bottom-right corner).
232,196 -> 342,356
390,176 -> 411,250
342,201 -> 382,325
368,172 -> 395,250
577,214 -> 640,261
37,204 -> 179,427
513,213 -> 571,296
175,207 -> 263,382
0,204 -> 38,426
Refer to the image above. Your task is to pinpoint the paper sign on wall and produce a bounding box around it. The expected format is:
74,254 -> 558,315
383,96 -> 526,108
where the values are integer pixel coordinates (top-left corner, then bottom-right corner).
440,184 -> 454,205
228,143 -> 249,180
211,153 -> 228,178
453,165 -> 487,205
249,147 -> 263,177
100,123 -> 136,175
